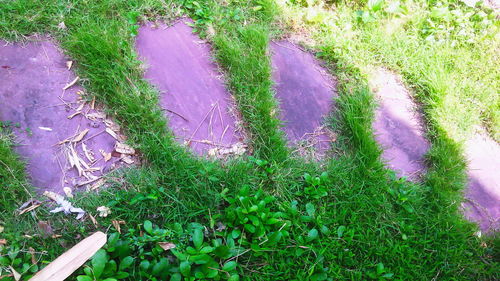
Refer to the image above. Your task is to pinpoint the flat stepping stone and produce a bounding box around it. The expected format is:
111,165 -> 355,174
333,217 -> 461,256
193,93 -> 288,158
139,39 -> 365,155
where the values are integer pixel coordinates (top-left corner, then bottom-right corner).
463,131 -> 500,232
0,39 -> 131,194
270,41 -> 337,155
371,68 -> 430,180
135,20 -> 244,156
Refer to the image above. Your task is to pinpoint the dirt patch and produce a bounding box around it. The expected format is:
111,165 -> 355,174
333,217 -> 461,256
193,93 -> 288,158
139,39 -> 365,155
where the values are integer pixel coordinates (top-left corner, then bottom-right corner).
135,19 -> 245,157
462,130 -> 500,232
0,38 -> 134,194
270,41 -> 337,157
370,68 -> 430,181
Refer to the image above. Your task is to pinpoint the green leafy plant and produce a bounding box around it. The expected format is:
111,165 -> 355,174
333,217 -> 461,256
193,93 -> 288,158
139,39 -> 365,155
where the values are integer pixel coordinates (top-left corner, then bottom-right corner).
126,11 -> 140,37
298,172 -> 329,199
420,1 -> 496,45
0,245 -> 40,281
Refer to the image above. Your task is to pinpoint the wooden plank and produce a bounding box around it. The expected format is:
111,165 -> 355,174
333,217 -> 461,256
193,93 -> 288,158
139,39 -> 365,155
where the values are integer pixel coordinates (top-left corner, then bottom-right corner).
30,231 -> 107,281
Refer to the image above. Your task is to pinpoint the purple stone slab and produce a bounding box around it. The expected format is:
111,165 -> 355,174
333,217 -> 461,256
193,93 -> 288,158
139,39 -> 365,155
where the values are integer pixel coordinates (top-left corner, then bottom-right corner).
135,20 -> 242,155
371,69 -> 430,181
0,39 -> 123,194
270,41 -> 337,153
463,132 -> 500,232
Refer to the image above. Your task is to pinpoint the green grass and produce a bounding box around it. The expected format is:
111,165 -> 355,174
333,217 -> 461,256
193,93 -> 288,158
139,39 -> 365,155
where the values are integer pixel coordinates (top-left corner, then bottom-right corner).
0,0 -> 498,280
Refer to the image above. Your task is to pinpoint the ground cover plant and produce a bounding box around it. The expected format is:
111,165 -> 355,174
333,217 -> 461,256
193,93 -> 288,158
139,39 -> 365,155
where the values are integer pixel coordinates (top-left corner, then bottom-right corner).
0,0 -> 498,280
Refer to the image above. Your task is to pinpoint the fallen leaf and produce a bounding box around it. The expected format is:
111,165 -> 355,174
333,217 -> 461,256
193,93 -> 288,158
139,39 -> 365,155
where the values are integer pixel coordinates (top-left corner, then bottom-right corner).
158,242 -> 176,251
105,128 -> 119,140
43,191 -> 62,201
63,76 -> 79,90
100,149 -> 112,162
28,247 -> 36,264
72,129 -> 89,143
0,239 -> 6,245
63,187 -> 73,198
8,266 -> 21,281
91,96 -> 95,109
18,203 -> 41,215
97,206 -> 111,217
38,221 -> 54,237
0,225 -> 4,233
75,102 -> 85,112
66,60 -> 73,70
44,191 -> 86,219
67,111 -> 81,119
88,213 -> 98,228
51,234 -> 62,239
69,144 -> 85,176
90,178 -> 105,191
58,21 -> 67,30
38,127 -> 53,131
112,220 -> 126,234
104,119 -> 120,132
115,142 -> 135,155
86,112 -> 106,120
82,143 -> 95,163
120,155 -> 134,164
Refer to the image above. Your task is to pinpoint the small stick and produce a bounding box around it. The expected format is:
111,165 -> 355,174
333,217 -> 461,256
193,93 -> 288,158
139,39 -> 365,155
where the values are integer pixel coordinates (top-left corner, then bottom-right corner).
162,108 -> 189,122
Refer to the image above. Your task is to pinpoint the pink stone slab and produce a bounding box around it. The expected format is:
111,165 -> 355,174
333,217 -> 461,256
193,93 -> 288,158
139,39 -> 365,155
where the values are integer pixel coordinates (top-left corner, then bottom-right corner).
270,41 -> 337,153
371,69 -> 430,181
462,132 -> 500,232
135,20 -> 242,155
0,39 -> 121,194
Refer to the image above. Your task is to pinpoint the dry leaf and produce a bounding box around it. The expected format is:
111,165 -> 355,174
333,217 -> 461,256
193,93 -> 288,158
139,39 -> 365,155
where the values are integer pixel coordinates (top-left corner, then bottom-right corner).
158,242 -> 176,251
43,191 -> 62,201
115,142 -> 135,155
87,112 -> 106,120
63,187 -> 73,198
18,203 -> 41,215
120,155 -> 134,164
28,247 -> 36,264
63,76 -> 79,90
88,213 -> 98,228
0,225 -> 4,233
66,60 -> 73,70
105,128 -> 119,140
8,266 -> 21,281
38,221 -> 54,237
67,111 -> 81,119
82,143 -> 95,163
97,206 -> 111,217
72,129 -> 89,143
100,149 -> 112,162
112,220 -> 126,234
69,144 -> 84,176
91,96 -> 96,109
0,239 -> 6,245
51,234 -> 62,239
104,119 -> 120,131
58,21 -> 67,30
38,127 -> 53,131
90,178 -> 105,191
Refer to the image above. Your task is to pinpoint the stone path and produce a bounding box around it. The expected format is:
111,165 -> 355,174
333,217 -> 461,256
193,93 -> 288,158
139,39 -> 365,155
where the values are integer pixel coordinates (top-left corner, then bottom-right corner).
370,68 -> 499,232
1,25 -> 497,233
0,39 -> 133,194
463,131 -> 500,232
370,68 -> 430,181
270,41 -> 337,156
135,20 -> 245,156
